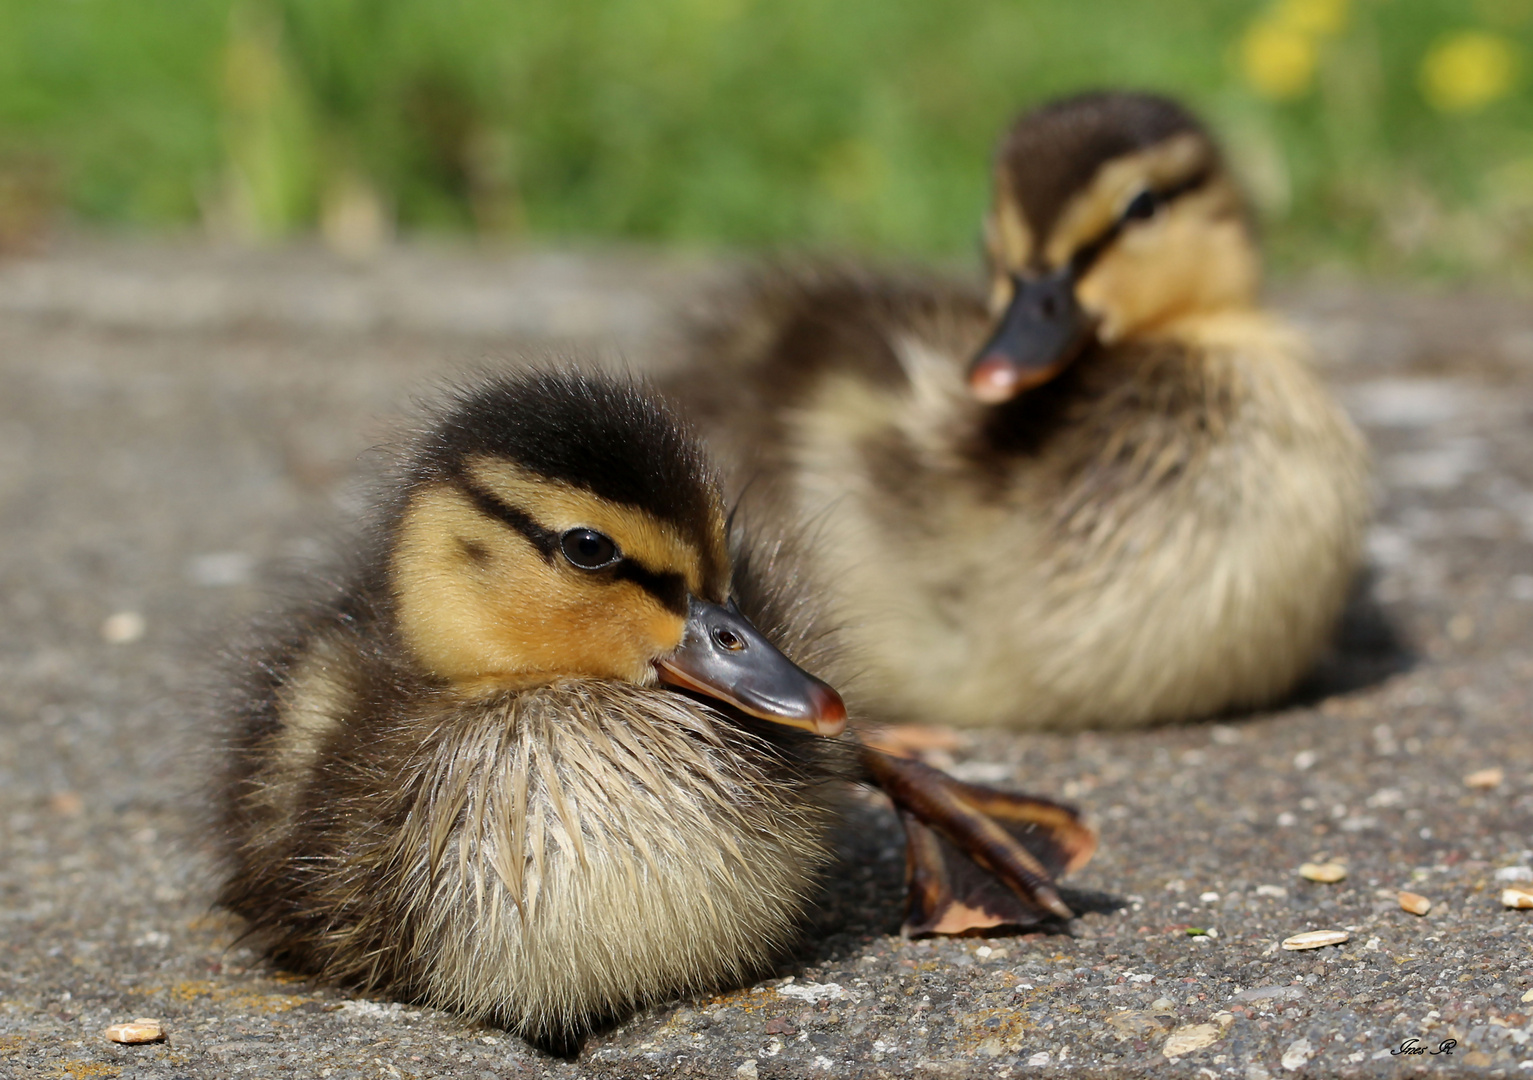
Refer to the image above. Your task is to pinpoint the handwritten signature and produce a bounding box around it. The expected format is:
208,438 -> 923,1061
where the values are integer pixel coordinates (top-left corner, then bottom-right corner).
1391,1038 -> 1457,1056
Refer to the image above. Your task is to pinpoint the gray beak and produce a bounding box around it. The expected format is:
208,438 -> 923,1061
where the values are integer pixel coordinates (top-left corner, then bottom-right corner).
655,598 -> 847,736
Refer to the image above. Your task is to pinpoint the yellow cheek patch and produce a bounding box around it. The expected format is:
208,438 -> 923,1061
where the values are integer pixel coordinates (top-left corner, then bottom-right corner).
987,162 -> 1034,273
1043,133 -> 1212,269
391,477 -> 702,694
986,168 -> 1035,316
1073,177 -> 1258,342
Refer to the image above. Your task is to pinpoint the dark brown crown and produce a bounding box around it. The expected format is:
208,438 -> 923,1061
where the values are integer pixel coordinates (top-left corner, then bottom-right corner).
996,91 -> 1217,245
412,369 -> 723,561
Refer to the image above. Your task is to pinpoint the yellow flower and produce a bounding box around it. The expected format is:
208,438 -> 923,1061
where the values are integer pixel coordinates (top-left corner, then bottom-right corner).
1242,20 -> 1319,99
1420,30 -> 1521,113
1276,0 -> 1349,36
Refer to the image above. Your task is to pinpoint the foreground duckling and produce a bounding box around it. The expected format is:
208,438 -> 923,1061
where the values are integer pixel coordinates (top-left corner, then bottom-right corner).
672,90 -> 1370,731
216,369 -> 1095,1044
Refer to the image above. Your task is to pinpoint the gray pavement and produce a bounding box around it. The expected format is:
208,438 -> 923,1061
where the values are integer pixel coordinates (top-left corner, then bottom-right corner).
3,240 -> 1533,1078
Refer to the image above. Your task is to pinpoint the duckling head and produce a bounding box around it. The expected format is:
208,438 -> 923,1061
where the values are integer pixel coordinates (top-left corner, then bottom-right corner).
972,90 -> 1259,402
388,370 -> 846,735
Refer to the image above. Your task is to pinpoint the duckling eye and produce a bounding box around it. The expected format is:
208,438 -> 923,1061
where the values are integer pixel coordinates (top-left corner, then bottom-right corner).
560,528 -> 620,570
712,627 -> 745,652
1123,189 -> 1158,222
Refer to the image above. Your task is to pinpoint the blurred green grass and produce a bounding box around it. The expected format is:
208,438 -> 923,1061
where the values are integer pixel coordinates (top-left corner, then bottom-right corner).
0,0 -> 1530,277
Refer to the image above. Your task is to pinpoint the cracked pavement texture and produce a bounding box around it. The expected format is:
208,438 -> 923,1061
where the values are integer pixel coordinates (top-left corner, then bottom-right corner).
3,242 -> 1533,1078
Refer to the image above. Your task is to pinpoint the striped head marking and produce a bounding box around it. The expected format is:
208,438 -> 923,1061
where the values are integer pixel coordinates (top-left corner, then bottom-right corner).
393,456 -> 728,693
384,372 -> 846,735
973,92 -> 1259,400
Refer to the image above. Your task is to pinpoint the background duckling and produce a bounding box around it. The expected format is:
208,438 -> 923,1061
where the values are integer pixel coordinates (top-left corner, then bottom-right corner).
669,90 -> 1371,732
217,369 -> 1095,1045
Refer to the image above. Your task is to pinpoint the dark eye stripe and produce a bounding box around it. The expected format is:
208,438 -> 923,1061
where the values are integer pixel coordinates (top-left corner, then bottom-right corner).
453,477 -> 689,615
1068,167 -> 1213,279
455,478 -> 558,561
613,562 -> 688,616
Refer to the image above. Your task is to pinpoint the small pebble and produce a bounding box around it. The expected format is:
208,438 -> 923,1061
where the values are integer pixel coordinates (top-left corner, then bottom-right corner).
1281,930 -> 1350,950
1299,862 -> 1347,883
1465,767 -> 1504,789
101,611 -> 146,644
1495,866 -> 1533,883
48,791 -> 84,817
1398,891 -> 1431,916
1522,988 -> 1533,1004
1501,887 -> 1533,910
1163,1022 -> 1223,1059
187,551 -> 254,587
1282,1036 -> 1316,1070
104,1018 -> 165,1044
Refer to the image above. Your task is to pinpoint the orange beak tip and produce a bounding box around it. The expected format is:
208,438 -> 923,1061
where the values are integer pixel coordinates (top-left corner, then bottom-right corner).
969,354 -> 1022,403
970,353 -> 1066,403
809,685 -> 849,737
654,658 -> 848,738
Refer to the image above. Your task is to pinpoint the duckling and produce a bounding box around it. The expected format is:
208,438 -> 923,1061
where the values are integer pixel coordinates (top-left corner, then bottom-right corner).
670,90 -> 1371,732
215,369 -> 1096,1044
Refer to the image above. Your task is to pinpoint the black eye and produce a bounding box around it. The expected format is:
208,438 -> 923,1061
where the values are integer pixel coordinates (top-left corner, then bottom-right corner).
560,528 -> 619,569
1123,189 -> 1158,222
713,627 -> 745,652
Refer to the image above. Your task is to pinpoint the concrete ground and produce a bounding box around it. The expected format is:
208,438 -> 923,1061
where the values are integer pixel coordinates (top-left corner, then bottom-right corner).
2,240 -> 1532,1078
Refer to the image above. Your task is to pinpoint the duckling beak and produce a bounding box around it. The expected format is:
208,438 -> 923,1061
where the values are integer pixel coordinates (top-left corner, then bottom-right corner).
655,598 -> 848,737
968,270 -> 1095,403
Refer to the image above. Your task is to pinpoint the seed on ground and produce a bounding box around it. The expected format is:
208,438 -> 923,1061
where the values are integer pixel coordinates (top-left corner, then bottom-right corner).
1281,930 -> 1350,950
1398,891 -> 1431,916
104,1018 -> 165,1044
1501,887 -> 1533,910
101,611 -> 146,644
1299,862 -> 1347,883
1464,767 -> 1504,789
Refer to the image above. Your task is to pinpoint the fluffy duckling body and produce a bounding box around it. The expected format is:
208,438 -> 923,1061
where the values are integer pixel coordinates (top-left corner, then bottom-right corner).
673,92 -> 1370,731
217,370 -> 1095,1041
218,371 -> 852,1042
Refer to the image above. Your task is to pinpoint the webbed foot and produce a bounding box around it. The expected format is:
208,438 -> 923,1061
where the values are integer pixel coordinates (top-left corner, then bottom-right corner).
861,747 -> 1097,936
